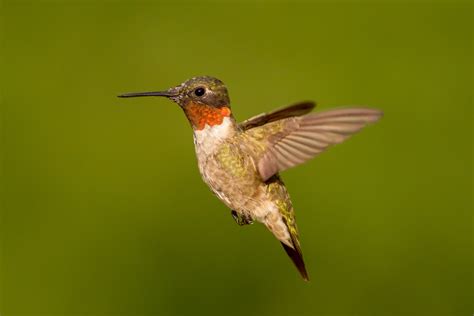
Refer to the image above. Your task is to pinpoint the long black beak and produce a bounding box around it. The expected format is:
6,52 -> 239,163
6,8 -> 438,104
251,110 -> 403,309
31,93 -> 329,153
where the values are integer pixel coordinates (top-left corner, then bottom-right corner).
117,90 -> 176,98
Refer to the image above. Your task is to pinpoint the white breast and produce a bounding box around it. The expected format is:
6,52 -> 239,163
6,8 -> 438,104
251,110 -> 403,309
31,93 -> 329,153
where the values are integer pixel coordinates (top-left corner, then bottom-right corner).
193,117 -> 237,205
193,117 -> 236,156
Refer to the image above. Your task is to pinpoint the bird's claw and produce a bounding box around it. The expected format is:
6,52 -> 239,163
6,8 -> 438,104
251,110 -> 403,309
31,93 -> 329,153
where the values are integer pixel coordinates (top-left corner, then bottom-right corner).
231,210 -> 253,226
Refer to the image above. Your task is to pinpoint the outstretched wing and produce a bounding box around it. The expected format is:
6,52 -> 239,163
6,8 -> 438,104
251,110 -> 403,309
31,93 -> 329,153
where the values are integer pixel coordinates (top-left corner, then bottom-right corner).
243,107 -> 383,181
238,101 -> 316,131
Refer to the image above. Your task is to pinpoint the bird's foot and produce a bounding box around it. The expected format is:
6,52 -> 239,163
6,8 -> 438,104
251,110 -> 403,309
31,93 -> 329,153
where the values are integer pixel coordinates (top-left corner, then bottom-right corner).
231,210 -> 253,226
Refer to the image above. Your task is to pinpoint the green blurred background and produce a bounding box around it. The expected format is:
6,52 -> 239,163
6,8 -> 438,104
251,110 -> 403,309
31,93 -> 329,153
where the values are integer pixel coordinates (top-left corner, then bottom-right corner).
1,1 -> 472,315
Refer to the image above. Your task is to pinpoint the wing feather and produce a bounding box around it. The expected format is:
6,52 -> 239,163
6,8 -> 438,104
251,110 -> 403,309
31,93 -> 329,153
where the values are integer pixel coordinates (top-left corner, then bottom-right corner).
239,101 -> 316,131
245,107 -> 383,181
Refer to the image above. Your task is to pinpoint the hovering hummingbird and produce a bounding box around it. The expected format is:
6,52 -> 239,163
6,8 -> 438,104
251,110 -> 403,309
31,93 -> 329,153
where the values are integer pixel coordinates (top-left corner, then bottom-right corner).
118,76 -> 382,281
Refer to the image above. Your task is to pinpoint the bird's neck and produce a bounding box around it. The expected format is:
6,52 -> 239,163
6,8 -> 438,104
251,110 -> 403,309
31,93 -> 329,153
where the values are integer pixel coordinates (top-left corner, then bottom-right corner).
183,101 -> 234,131
185,102 -> 237,155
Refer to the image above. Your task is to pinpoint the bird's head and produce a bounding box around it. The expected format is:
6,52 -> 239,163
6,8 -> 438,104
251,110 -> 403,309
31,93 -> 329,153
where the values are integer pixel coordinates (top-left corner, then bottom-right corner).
119,76 -> 233,130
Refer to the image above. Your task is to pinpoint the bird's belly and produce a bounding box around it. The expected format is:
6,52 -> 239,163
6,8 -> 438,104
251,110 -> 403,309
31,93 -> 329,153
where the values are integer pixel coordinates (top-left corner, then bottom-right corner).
195,143 -> 262,212
198,156 -> 292,242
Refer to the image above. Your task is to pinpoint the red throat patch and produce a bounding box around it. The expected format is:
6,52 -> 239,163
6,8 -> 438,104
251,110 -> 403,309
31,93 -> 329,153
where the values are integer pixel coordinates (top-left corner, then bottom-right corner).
184,101 -> 232,130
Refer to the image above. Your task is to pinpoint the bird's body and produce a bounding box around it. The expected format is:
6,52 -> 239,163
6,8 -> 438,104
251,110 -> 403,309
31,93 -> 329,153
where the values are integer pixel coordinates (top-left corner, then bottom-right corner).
119,76 -> 382,281
193,115 -> 296,246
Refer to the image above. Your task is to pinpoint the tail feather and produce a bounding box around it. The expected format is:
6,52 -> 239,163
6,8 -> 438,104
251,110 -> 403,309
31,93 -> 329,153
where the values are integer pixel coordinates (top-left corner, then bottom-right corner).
263,175 -> 309,280
281,241 -> 309,281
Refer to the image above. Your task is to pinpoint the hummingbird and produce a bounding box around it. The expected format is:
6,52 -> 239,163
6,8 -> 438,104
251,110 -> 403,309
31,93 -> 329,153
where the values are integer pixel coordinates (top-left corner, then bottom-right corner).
118,76 -> 382,281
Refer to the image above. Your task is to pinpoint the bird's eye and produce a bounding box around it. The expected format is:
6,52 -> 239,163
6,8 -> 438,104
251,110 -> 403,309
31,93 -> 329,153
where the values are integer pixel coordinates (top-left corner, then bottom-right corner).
194,87 -> 205,97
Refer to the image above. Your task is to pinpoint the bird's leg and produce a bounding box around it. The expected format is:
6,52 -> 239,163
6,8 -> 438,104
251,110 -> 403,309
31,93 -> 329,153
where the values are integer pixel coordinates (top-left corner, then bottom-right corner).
231,210 -> 253,226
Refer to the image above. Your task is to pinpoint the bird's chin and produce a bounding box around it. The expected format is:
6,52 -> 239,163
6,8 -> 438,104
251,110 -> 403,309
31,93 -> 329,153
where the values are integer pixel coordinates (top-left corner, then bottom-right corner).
169,96 -> 184,107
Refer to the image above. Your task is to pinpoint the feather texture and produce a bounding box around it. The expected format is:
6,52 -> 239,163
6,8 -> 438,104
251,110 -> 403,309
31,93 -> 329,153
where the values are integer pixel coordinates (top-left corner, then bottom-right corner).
239,101 -> 316,131
243,107 -> 383,181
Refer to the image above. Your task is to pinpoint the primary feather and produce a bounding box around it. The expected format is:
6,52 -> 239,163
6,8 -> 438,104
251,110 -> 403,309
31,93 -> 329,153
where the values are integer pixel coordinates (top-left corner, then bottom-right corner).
242,107 -> 383,181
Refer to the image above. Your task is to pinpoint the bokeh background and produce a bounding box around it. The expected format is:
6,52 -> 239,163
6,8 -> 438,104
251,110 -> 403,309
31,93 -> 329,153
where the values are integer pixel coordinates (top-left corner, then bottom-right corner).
1,1 -> 472,315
